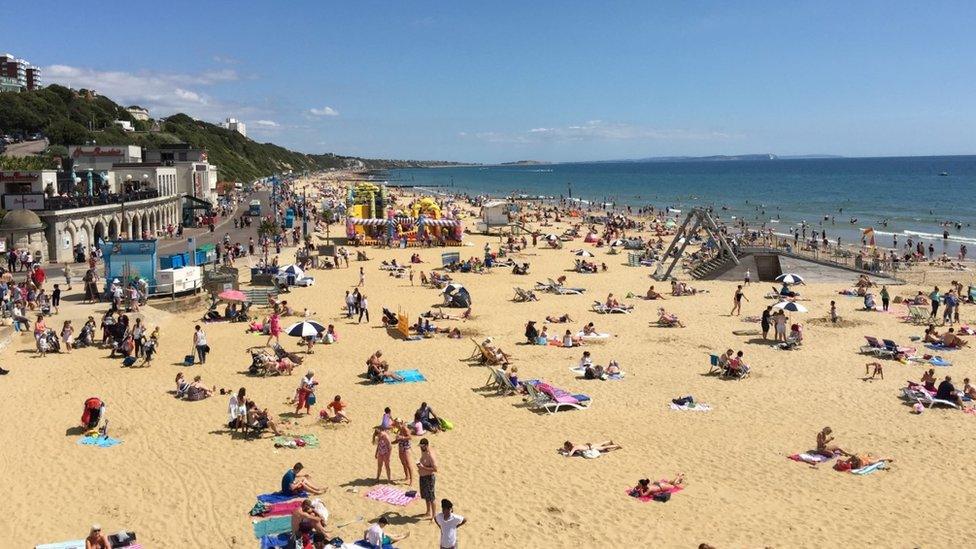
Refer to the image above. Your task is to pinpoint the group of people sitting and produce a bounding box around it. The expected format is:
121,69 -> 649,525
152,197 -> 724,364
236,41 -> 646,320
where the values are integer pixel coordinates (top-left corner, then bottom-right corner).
577,350 -> 621,380
671,280 -> 700,296
174,372 -> 216,401
524,320 -> 589,347
411,316 -> 462,338
574,259 -> 606,273
910,369 -> 976,407
714,348 -> 750,377
249,347 -> 299,376
227,387 -> 283,436
656,308 -> 685,327
923,324 -> 970,348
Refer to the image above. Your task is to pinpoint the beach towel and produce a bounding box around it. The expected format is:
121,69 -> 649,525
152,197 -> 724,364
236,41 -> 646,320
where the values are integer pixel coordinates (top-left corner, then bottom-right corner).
929,356 -> 952,367
788,452 -> 833,465
925,343 -> 958,351
250,499 -> 304,517
669,402 -> 711,412
272,434 -> 320,449
569,366 -> 625,380
852,461 -> 888,475
259,532 -> 292,549
257,491 -> 307,504
383,369 -> 426,384
253,515 -> 292,538
36,540 -> 141,549
78,435 -> 122,448
353,541 -> 398,549
625,484 -> 684,502
365,485 -> 419,506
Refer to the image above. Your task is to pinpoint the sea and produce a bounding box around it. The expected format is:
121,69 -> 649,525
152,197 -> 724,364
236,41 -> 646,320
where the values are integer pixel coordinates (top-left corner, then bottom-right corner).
391,155 -> 976,254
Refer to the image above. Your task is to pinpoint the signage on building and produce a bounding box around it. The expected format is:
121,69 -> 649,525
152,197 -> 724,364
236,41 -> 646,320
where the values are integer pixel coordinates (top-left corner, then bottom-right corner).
2,193 -> 44,210
73,147 -> 123,158
0,171 -> 40,183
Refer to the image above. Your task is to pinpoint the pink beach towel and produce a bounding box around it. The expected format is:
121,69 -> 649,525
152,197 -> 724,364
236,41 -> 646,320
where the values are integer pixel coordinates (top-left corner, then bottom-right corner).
365,485 -> 419,506
625,484 -> 684,502
259,500 -> 304,517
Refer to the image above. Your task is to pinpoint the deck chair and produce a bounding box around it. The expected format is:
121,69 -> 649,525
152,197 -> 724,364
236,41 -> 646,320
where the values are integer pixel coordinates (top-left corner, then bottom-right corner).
860,336 -> 893,358
721,363 -> 750,380
522,382 -> 551,408
882,339 -> 915,358
513,288 -> 538,302
906,305 -> 926,325
707,354 -> 723,375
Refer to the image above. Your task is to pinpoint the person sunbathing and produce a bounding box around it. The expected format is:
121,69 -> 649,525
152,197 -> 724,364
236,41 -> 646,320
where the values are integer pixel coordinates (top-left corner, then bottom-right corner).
923,324 -> 941,343
645,286 -> 665,300
605,293 -> 620,308
726,351 -> 749,376
482,340 -> 512,365
291,498 -> 330,540
657,308 -> 685,327
605,360 -> 621,375
545,313 -> 573,323
560,440 -> 622,457
581,322 -> 597,336
562,330 -> 582,347
843,453 -> 892,469
629,474 -> 685,497
187,375 -> 214,400
941,329 -> 969,348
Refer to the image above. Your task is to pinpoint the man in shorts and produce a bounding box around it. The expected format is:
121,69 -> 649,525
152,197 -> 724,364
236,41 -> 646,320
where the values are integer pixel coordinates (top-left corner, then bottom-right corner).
434,499 -> 467,549
417,438 -> 438,520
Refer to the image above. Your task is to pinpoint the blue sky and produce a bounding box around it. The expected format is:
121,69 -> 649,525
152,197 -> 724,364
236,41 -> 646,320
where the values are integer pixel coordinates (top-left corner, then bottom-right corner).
5,1 -> 976,162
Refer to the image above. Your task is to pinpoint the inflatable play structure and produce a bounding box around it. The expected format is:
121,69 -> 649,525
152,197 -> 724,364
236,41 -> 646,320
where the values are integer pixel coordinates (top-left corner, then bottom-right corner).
345,185 -> 464,246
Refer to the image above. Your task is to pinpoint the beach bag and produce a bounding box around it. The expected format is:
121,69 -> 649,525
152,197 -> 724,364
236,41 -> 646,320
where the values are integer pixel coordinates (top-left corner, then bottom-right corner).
183,354 -> 195,366
122,356 -> 137,367
306,392 -> 317,406
249,501 -> 269,516
437,417 -> 454,431
108,531 -> 137,547
652,492 -> 671,503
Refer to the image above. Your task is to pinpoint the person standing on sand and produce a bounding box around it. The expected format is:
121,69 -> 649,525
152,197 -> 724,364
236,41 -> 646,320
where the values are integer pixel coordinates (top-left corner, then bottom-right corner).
193,325 -> 209,364
417,438 -> 438,521
62,263 -> 73,290
357,266 -> 365,287
730,285 -> 747,316
434,499 -> 467,549
879,285 -> 890,312
760,306 -> 772,339
374,428 -> 393,483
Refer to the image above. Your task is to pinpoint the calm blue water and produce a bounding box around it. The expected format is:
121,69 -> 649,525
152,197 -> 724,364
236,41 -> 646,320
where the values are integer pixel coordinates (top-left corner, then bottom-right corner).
392,156 -> 976,252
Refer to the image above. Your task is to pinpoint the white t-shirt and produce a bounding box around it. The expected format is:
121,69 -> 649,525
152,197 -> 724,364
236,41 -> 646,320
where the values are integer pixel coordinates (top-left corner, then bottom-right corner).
364,523 -> 384,546
435,513 -> 464,548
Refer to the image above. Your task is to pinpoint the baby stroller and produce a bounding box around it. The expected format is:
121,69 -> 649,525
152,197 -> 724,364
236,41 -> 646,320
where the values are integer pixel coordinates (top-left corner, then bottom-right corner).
232,302 -> 252,323
75,324 -> 96,348
37,329 -> 61,354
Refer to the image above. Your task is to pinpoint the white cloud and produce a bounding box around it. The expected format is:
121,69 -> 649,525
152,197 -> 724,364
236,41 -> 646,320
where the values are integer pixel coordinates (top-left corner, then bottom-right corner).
252,120 -> 281,128
309,106 -> 339,117
42,64 -> 240,119
461,120 -> 738,144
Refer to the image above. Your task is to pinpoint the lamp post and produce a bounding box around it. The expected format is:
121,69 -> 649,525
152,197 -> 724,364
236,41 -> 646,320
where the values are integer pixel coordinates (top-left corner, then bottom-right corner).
142,173 -> 149,193
124,174 -> 132,240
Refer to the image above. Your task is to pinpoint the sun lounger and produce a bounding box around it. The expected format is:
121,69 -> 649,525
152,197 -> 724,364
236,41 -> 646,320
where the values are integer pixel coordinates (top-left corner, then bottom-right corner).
901,387 -> 958,409
513,287 -> 538,302
860,336 -> 893,358
531,382 -> 592,414
882,339 -> 915,358
592,301 -> 632,314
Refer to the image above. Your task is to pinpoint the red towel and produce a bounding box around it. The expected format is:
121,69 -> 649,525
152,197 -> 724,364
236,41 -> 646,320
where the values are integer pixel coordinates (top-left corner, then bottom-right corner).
265,500 -> 305,516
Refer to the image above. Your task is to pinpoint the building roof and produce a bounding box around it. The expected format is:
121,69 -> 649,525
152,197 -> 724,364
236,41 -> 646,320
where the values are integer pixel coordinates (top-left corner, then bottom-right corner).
0,209 -> 45,232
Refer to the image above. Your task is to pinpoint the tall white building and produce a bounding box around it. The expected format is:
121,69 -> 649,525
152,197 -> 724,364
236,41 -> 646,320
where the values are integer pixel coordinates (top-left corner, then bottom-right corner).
223,117 -> 247,137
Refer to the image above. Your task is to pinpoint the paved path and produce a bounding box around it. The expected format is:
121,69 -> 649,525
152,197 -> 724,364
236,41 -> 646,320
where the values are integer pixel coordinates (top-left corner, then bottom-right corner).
3,138 -> 47,157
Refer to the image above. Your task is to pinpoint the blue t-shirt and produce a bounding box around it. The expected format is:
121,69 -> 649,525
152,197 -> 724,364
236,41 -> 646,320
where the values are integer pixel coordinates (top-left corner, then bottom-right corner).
281,469 -> 296,494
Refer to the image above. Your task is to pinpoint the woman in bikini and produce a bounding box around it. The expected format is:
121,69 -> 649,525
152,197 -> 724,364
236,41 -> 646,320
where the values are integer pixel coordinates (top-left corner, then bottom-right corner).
374,428 -> 393,483
394,419 -> 414,485
560,440 -> 622,457
630,474 -> 685,497
815,427 -> 847,457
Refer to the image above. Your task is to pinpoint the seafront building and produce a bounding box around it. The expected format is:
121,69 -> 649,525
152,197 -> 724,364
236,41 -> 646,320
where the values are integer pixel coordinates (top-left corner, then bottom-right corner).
0,52 -> 41,91
223,117 -> 247,137
0,142 -> 220,262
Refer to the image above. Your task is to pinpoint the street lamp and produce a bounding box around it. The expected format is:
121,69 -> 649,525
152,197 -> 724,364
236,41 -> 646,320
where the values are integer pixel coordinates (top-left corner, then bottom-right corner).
142,173 -> 149,192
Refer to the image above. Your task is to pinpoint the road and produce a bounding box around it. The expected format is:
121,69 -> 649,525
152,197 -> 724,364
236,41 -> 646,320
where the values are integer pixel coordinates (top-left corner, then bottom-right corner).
155,189 -> 276,257
3,138 -> 48,157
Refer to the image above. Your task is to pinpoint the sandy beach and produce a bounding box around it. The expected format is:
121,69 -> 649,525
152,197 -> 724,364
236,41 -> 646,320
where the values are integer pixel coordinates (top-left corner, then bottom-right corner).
3,178 -> 976,549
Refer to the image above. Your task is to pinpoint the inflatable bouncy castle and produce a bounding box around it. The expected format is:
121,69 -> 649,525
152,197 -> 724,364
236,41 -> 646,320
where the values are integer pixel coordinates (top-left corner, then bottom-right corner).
345,185 -> 464,246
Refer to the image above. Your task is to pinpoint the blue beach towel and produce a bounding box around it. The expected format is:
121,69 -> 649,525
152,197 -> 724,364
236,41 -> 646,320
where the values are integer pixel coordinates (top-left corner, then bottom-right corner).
925,344 -> 958,352
384,369 -> 426,384
930,356 -> 952,367
253,515 -> 292,538
256,491 -> 307,504
259,533 -> 292,549
852,461 -> 888,476
78,435 -> 121,448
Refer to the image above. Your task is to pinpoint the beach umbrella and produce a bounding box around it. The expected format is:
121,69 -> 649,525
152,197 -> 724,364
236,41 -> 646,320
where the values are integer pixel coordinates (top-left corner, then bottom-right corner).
608,239 -> 625,247
443,283 -> 465,296
772,301 -> 808,313
218,289 -> 247,302
574,250 -> 594,257
545,234 -> 559,241
284,320 -> 326,337
280,264 -> 305,278
775,273 -> 804,284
